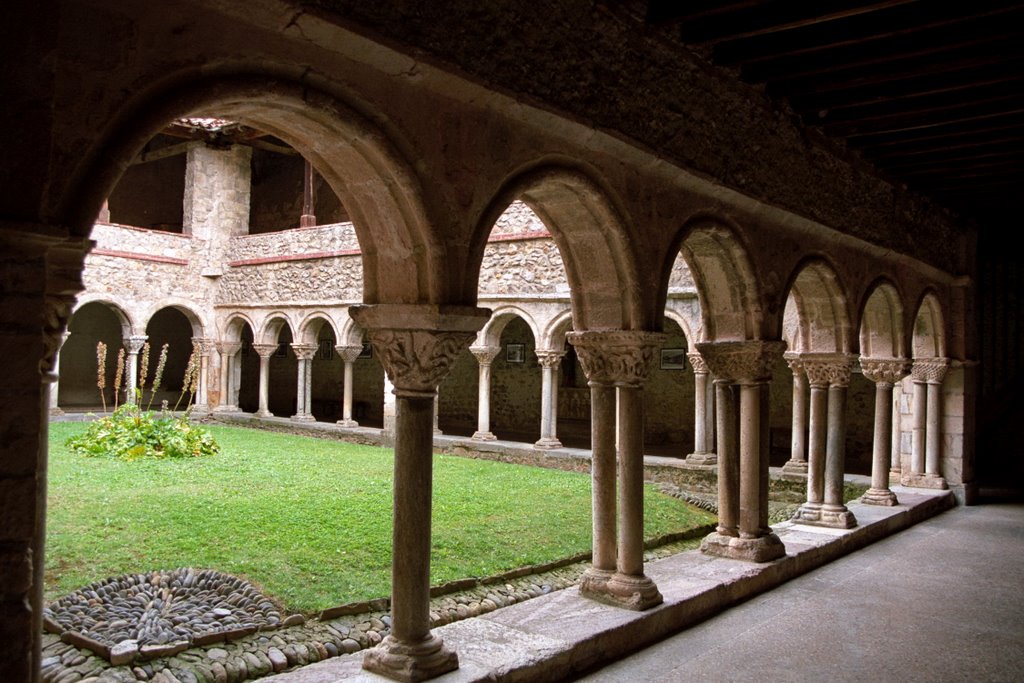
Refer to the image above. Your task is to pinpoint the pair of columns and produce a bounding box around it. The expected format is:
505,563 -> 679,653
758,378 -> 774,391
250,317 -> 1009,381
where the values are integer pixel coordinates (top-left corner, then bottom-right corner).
697,341 -> 787,562
685,352 -> 717,465
901,358 -> 949,490
469,345 -> 565,448
244,342 -> 320,420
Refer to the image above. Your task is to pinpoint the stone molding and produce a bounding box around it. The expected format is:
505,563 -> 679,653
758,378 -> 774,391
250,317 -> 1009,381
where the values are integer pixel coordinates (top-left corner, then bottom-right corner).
349,305 -> 490,396
860,357 -> 910,386
567,330 -> 666,386
534,349 -> 566,369
695,340 -> 787,383
800,353 -> 856,388
686,352 -> 708,375
252,343 -> 278,359
469,345 -> 501,365
911,358 -> 949,384
291,343 -> 318,361
335,344 -> 363,363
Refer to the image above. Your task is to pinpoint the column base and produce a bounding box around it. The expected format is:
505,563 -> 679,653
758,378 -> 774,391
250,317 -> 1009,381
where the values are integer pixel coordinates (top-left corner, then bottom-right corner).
472,431 -> 497,441
901,472 -> 948,490
255,410 -> 273,418
579,569 -> 662,610
291,414 -> 316,422
49,407 -> 64,417
213,404 -> 240,413
781,459 -> 809,475
685,451 -> 717,466
793,503 -> 856,528
889,467 -> 902,484
700,530 -> 786,563
861,487 -> 899,506
337,419 -> 360,428
362,633 -> 458,683
534,437 -> 563,450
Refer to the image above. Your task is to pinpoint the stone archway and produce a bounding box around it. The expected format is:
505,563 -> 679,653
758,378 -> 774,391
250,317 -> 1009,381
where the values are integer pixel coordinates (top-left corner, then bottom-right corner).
58,301 -> 133,411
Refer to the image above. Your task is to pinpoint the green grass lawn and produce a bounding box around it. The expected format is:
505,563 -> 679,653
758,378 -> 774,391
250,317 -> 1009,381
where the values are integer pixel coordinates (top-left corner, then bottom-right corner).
46,422 -> 715,614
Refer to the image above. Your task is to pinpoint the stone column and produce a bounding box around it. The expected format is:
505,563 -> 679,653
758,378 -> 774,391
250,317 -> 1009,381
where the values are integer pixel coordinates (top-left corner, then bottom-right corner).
903,359 -> 950,489
291,343 -> 318,421
49,332 -> 70,415
216,342 -> 242,411
469,345 -> 500,440
713,378 -> 739,538
569,330 -> 666,610
336,345 -> 363,427
698,341 -> 787,562
535,349 -> 565,449
122,335 -> 148,406
352,304 -> 489,683
433,393 -> 442,434
686,352 -> 716,465
890,387 -> 903,481
793,354 -> 856,529
782,353 -> 809,475
299,159 -> 317,228
192,338 -> 216,413
252,343 -> 277,418
860,358 -> 908,505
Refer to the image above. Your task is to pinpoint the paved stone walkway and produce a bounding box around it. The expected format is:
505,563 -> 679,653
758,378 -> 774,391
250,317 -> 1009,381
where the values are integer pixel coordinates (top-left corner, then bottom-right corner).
576,500 -> 1024,682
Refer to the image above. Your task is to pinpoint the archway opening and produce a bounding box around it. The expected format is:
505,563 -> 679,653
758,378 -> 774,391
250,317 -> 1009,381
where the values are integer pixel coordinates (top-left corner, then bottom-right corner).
58,302 -> 129,411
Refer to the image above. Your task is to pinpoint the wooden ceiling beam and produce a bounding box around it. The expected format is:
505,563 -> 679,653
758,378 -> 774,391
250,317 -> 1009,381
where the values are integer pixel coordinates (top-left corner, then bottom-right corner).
820,98 -> 1024,137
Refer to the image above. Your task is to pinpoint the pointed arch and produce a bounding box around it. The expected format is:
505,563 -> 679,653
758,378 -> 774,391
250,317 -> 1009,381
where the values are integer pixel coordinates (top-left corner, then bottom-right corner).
470,165 -> 644,330
859,279 -> 906,359
782,258 -> 853,354
912,291 -> 947,359
671,217 -> 763,342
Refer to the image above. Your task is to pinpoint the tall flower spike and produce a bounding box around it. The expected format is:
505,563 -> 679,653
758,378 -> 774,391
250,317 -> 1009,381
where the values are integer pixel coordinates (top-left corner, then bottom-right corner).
113,347 -> 126,410
96,341 -> 108,413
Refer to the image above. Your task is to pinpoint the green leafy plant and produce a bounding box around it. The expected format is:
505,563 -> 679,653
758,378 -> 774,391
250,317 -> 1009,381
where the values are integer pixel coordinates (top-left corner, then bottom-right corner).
66,341 -> 219,461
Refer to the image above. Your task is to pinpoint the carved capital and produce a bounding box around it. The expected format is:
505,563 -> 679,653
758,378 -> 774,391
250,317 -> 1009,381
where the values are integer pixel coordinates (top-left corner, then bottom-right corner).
800,353 -> 856,388
567,330 -> 666,386
861,357 -> 910,387
291,343 -> 318,361
911,358 -> 949,384
252,343 -> 278,359
350,304 -> 490,396
125,335 -> 148,355
40,294 -> 75,379
695,340 -> 786,383
335,344 -> 363,363
470,345 -> 501,365
783,351 -> 804,375
193,337 -> 217,356
218,341 -> 242,357
687,352 -> 708,375
535,349 -> 566,369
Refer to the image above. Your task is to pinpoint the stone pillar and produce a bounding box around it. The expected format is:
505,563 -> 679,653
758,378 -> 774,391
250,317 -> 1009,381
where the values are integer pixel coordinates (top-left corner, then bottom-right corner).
433,393 -> 442,435
890,387 -> 902,481
698,341 -> 787,562
686,352 -> 716,465
469,346 -> 500,440
569,330 -> 665,610
792,354 -> 856,529
352,304 -> 489,683
535,349 -> 565,449
252,343 -> 277,418
290,343 -> 317,422
123,335 -> 148,406
861,358 -> 909,506
0,230 -> 86,682
192,338 -> 216,413
782,353 -> 809,475
336,345 -> 363,427
299,159 -> 317,228
215,342 -> 242,411
183,142 -> 252,238
903,359 -> 950,489
49,332 -> 70,415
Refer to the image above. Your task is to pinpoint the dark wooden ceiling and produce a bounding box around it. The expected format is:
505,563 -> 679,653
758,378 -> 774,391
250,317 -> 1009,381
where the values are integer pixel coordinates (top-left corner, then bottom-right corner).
645,0 -> 1024,224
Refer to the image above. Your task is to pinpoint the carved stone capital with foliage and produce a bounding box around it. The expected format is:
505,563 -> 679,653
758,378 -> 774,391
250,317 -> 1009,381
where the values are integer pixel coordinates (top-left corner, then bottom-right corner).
567,330 -> 666,387
125,335 -> 149,355
687,352 -> 708,375
861,357 -> 909,387
252,343 -> 278,359
470,345 -> 501,366
696,340 -> 787,383
911,358 -> 949,384
291,343 -> 318,361
800,353 -> 856,388
350,304 -> 490,396
783,351 -> 804,376
535,349 -> 566,369
218,341 -> 242,357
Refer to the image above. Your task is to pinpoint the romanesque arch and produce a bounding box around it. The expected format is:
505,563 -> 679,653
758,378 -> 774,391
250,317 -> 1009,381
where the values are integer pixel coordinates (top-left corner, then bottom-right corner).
56,75 -> 442,306
470,166 -> 644,331
58,300 -> 135,410
912,291 -> 947,360
782,258 -> 852,354
859,280 -> 906,360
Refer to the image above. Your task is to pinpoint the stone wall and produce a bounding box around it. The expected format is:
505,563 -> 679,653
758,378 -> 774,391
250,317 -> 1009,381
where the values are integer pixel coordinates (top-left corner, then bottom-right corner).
228,223 -> 361,261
